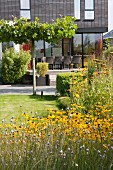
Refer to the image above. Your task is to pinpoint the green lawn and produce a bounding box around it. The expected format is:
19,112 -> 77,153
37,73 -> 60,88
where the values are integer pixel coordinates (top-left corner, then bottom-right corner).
0,95 -> 58,122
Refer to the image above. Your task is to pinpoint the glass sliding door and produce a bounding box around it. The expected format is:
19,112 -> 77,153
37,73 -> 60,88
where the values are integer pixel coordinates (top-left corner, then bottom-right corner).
73,33 -> 103,68
73,34 -> 82,67
45,42 -> 52,57
52,41 -> 62,56
63,38 -> 72,56
83,33 -> 102,67
83,34 -> 95,67
73,34 -> 82,55
45,41 -> 62,57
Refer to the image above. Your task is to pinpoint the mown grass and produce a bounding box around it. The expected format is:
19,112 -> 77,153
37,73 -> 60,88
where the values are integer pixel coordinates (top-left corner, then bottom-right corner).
0,95 -> 58,122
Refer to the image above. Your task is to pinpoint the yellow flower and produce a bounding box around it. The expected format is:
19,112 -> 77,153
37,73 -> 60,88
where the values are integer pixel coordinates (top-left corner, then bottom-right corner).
75,94 -> 80,98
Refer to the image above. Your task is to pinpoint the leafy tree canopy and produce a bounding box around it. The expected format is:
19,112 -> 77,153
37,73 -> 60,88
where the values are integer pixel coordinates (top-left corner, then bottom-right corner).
0,16 -> 77,44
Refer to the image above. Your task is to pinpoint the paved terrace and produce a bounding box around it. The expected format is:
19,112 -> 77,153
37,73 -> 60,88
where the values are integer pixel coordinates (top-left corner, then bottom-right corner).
0,68 -> 78,95
28,68 -> 78,86
0,84 -> 56,95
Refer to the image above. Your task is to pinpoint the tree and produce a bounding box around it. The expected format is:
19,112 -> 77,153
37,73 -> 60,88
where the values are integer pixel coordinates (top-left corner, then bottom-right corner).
0,16 -> 78,95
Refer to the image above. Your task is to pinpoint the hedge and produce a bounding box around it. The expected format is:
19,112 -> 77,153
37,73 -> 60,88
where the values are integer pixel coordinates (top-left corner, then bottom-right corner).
56,71 -> 84,96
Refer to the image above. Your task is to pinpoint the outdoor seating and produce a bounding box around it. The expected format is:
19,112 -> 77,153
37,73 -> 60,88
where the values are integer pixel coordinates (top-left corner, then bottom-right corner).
45,56 -> 54,70
41,57 -> 46,62
63,56 -> 72,69
71,55 -> 81,68
54,56 -> 63,69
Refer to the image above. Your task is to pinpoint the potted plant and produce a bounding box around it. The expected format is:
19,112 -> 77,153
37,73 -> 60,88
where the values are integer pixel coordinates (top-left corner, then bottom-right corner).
36,62 -> 49,86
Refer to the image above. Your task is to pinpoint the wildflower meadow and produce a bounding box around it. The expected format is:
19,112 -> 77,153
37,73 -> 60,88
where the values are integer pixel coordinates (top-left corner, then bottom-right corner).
0,59 -> 113,170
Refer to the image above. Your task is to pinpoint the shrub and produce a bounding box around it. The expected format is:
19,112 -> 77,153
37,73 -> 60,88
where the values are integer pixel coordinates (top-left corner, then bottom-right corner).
103,38 -> 110,50
57,96 -> 71,109
2,48 -> 30,84
56,71 -> 85,96
36,62 -> 48,77
103,47 -> 113,67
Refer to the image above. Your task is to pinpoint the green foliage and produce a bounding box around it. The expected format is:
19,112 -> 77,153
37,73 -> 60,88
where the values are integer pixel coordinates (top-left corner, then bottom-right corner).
0,16 -> 78,94
104,47 -> 113,59
0,16 -> 77,45
87,60 -> 96,78
51,16 -> 78,43
103,38 -> 110,50
0,19 -> 13,43
103,47 -> 113,59
36,62 -> 48,77
2,48 -> 30,84
69,62 -> 113,115
57,96 -> 71,109
103,47 -> 113,67
56,72 -> 83,96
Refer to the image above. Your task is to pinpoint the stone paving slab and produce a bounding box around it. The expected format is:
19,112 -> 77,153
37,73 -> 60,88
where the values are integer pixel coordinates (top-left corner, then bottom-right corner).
0,85 -> 56,95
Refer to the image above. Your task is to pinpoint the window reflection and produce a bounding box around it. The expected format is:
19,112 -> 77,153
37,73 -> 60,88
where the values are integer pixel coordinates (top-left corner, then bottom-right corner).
52,41 -> 62,56
35,41 -> 44,62
45,41 -> 62,56
63,38 -> 71,56
45,42 -> 51,57
73,34 -> 82,55
73,33 -> 102,67
83,34 -> 95,55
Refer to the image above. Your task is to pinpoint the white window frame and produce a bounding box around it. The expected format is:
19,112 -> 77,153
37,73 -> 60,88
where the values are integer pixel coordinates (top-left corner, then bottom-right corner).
20,10 -> 31,20
20,0 -> 30,9
85,0 -> 94,20
85,0 -> 94,10
20,0 -> 31,20
74,0 -> 80,20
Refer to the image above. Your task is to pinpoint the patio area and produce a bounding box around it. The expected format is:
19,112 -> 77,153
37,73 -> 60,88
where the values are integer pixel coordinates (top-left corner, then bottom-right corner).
26,68 -> 79,86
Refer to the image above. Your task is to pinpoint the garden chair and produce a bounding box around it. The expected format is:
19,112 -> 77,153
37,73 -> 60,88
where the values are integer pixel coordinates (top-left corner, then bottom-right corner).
63,56 -> 72,69
54,56 -> 63,69
71,55 -> 81,68
45,56 -> 54,70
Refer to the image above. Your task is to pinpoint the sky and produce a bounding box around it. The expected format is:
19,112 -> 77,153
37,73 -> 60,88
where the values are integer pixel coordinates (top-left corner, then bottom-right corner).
108,0 -> 113,31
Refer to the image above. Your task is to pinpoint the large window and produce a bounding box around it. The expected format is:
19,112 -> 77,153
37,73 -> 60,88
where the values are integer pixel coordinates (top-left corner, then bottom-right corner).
45,41 -> 62,57
85,0 -> 94,20
74,0 -> 80,20
20,0 -> 31,20
35,41 -> 44,61
73,34 -> 82,55
73,33 -> 102,67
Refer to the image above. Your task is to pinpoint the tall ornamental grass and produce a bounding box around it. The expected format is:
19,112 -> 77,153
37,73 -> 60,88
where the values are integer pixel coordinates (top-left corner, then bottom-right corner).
0,59 -> 113,170
69,59 -> 113,116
